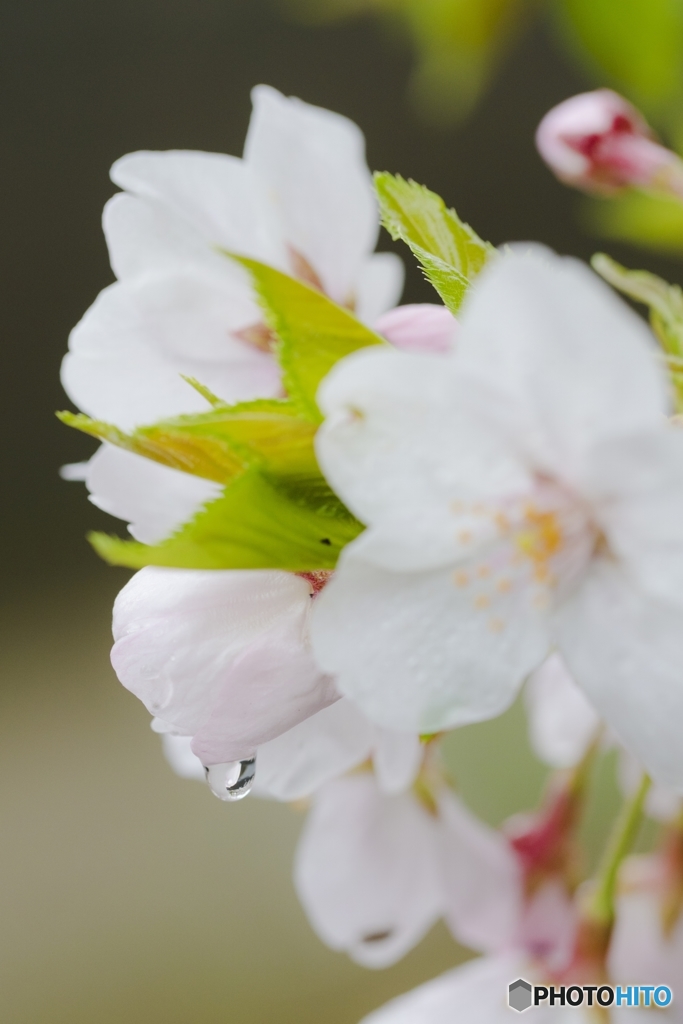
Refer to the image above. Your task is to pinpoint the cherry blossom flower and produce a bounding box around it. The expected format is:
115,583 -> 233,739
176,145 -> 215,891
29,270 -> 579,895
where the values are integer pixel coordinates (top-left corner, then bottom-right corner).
312,246 -> 683,792
294,773 -> 521,967
112,565 -> 427,795
160,696 -> 422,802
536,89 -> 683,199
61,84 -> 404,541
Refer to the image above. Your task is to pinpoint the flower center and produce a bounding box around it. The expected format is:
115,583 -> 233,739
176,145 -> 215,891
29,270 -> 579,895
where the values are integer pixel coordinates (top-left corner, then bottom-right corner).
452,479 -> 599,631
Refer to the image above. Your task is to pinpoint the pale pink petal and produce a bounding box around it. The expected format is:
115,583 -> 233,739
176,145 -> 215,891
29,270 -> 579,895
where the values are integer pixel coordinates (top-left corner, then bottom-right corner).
375,304 -> 458,354
294,774 -> 443,967
438,791 -> 523,954
190,633 -> 338,764
111,568 -> 318,744
359,954 -> 535,1024
525,653 -> 601,769
253,699 -> 374,802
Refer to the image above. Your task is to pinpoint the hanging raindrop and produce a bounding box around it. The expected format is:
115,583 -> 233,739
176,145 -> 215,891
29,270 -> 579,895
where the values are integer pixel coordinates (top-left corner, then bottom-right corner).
204,757 -> 256,801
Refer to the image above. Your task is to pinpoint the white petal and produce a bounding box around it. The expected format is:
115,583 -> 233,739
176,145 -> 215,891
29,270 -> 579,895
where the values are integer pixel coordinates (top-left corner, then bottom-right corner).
110,149 -> 280,263
311,546 -> 549,733
360,954 -> 537,1024
103,192 -> 241,282
62,274 -> 279,430
84,444 -> 220,544
111,567 -> 315,737
160,733 -> 205,781
372,730 -> 422,795
356,252 -> 405,324
294,774 -> 443,967
525,653 -> 601,769
609,861 -> 683,991
254,699 -> 374,802
583,430 -> 683,609
455,247 -> 670,486
315,346 -> 531,554
556,558 -> 683,791
438,791 -> 523,954
618,750 -> 682,822
245,85 -> 377,304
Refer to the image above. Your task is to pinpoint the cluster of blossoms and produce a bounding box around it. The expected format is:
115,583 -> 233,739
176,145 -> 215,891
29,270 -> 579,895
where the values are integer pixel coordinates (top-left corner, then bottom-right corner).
61,85 -> 683,1019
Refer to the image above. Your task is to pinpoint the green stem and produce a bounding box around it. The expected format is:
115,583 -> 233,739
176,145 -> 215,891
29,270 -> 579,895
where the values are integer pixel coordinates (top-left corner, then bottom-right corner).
589,772 -> 651,925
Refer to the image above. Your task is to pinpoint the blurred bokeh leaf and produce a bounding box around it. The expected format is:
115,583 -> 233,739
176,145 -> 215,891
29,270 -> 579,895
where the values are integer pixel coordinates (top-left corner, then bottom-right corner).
375,172 -> 495,312
582,192 -> 683,256
283,0 -> 538,124
554,0 -> 683,119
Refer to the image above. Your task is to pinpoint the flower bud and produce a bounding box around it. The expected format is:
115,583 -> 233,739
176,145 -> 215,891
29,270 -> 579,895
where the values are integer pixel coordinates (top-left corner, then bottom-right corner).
536,89 -> 683,198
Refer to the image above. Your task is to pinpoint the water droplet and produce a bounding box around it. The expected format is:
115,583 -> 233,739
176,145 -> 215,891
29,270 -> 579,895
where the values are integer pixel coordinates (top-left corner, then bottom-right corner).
204,757 -> 256,801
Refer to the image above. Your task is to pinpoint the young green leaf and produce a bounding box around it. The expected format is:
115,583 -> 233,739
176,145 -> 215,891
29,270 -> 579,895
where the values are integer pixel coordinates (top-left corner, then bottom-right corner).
90,467 -> 363,572
58,399 -> 321,486
230,255 -> 386,420
374,172 -> 495,314
592,252 -> 683,408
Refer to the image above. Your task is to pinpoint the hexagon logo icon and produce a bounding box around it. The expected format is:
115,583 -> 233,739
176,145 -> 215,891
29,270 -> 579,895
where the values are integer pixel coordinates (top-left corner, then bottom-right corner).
508,979 -> 533,1012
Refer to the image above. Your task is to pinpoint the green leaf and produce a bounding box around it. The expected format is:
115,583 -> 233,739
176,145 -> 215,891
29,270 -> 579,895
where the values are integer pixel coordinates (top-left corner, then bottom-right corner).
230,256 -> 386,421
592,252 -> 683,408
582,193 -> 683,258
556,0 -> 683,115
89,467 -> 363,571
58,399 -> 320,486
374,172 -> 495,314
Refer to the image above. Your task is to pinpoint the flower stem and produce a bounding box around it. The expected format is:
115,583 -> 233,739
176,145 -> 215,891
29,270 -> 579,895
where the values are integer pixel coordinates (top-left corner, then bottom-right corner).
589,772 -> 651,925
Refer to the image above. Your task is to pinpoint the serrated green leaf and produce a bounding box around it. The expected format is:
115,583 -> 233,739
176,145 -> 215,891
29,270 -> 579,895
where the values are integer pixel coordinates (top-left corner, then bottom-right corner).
229,256 -> 386,421
374,172 -> 495,314
592,252 -> 683,409
90,467 -> 363,571
58,399 -> 321,486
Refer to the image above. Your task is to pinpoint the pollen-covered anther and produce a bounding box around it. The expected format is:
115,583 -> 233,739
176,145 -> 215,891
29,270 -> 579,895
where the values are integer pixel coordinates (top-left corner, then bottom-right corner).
488,617 -> 505,633
515,504 -> 563,586
474,594 -> 491,610
453,570 -> 470,588
457,529 -> 473,545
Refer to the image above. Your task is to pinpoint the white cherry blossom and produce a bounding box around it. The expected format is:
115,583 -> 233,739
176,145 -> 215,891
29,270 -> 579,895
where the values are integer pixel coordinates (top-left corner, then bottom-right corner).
111,566 -> 338,767
312,247 -> 683,791
61,84 -> 404,541
294,773 -> 521,967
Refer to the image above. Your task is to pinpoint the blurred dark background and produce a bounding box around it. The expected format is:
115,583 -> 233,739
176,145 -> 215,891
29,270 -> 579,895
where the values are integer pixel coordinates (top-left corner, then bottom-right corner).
0,1 -> 672,1021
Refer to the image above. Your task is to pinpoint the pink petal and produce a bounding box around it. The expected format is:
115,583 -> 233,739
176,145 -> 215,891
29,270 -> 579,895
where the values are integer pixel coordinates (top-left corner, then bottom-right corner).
375,304 -> 458,354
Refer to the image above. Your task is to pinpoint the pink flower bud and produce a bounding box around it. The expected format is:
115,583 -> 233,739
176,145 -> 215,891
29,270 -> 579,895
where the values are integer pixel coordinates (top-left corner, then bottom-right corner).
536,89 -> 683,198
375,303 -> 458,354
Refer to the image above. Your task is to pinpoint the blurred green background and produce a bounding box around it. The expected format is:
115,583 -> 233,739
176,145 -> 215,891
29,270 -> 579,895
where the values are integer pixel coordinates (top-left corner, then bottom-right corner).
0,1 -> 677,1021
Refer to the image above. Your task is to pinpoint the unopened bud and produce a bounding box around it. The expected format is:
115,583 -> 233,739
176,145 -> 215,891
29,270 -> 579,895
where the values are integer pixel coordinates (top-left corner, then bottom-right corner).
536,89 -> 683,199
